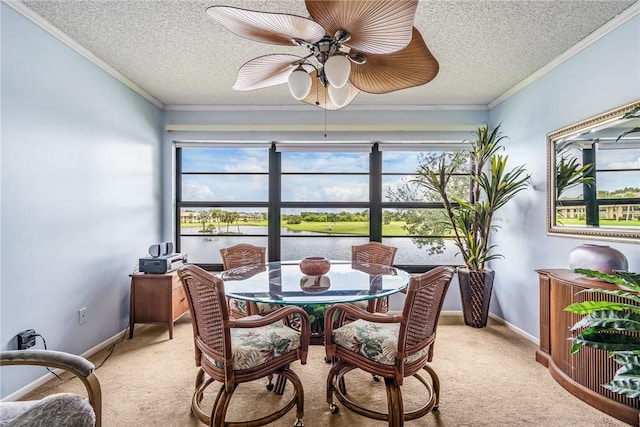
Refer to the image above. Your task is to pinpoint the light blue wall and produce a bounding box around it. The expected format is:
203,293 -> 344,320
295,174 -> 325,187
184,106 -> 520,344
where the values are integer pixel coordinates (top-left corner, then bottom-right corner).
1,4 -> 163,396
488,15 -> 640,337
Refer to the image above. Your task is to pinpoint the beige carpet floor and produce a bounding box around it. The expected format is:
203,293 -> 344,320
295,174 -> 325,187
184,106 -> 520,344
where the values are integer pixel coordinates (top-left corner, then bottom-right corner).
23,314 -> 626,426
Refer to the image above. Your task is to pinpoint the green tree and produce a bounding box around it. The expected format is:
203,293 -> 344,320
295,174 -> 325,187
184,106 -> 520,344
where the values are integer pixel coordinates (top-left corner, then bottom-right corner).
386,152 -> 468,255
287,215 -> 302,225
197,210 -> 210,232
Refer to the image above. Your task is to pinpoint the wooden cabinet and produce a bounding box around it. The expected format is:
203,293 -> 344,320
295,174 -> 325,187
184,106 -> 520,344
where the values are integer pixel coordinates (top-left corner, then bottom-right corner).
129,270 -> 189,339
537,269 -> 640,426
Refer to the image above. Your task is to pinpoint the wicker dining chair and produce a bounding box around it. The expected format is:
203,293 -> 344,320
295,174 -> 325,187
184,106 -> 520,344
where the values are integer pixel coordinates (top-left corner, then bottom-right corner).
351,242 -> 398,313
1,350 -> 102,427
177,264 -> 310,427
324,266 -> 455,426
220,243 -> 280,318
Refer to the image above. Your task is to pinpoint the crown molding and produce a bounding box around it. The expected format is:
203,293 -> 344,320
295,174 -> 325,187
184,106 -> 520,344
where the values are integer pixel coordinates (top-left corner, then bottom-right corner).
163,104 -> 489,112
489,2 -> 640,109
165,124 -> 479,132
3,0 -> 164,109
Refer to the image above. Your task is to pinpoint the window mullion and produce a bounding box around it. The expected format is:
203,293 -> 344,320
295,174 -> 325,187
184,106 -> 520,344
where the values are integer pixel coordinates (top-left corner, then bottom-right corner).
268,144 -> 281,262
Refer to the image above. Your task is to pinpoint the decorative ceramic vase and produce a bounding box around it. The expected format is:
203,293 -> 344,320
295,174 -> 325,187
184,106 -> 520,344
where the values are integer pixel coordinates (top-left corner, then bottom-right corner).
569,244 -> 628,274
299,257 -> 330,276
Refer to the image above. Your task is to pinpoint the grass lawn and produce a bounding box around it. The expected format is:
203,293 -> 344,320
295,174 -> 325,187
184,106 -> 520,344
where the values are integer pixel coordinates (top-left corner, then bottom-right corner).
556,218 -> 640,228
182,221 -> 410,235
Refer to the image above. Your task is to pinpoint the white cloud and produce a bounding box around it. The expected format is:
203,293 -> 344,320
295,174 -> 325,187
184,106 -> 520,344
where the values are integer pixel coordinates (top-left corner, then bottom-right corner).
224,155 -> 266,172
322,183 -> 369,202
607,155 -> 640,169
182,183 -> 215,200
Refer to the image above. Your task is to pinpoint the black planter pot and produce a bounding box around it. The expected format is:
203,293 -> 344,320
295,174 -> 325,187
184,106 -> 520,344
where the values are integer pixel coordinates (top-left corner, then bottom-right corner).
457,268 -> 495,328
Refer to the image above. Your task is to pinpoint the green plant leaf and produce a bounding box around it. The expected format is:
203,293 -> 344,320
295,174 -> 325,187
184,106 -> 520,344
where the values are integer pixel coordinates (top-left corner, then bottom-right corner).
602,379 -> 640,398
569,310 -> 640,332
570,329 -> 640,353
613,363 -> 640,377
574,268 -> 640,290
615,127 -> 640,143
576,288 -> 640,305
555,156 -> 594,198
565,301 -> 640,315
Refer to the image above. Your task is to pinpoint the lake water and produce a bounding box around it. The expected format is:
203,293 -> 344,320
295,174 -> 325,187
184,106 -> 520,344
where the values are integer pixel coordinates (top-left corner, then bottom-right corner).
180,226 -> 460,265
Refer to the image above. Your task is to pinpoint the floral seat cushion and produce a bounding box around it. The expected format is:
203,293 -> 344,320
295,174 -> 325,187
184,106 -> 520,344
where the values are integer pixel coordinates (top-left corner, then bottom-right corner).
207,316 -> 301,370
332,319 -> 429,365
0,393 -> 95,427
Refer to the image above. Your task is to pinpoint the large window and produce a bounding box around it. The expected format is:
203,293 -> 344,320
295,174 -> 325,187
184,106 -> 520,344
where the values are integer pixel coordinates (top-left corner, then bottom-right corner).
176,142 -> 471,271
177,145 -> 270,267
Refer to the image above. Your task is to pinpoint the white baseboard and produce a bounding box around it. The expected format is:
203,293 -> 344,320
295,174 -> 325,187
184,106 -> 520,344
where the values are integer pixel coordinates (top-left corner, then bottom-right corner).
440,311 -> 539,345
2,328 -> 128,402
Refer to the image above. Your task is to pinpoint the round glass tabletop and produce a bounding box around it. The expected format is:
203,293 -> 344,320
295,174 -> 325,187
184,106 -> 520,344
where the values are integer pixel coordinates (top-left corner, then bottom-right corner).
220,260 -> 411,306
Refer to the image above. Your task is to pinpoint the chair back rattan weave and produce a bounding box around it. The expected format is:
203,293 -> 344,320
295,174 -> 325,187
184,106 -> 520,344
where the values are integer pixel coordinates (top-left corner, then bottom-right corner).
351,242 -> 397,266
220,244 -> 266,270
177,265 -> 230,365
400,266 -> 454,357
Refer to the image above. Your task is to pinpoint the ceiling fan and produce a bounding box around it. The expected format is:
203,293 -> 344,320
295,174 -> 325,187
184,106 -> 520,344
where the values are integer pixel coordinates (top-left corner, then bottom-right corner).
206,0 -> 439,110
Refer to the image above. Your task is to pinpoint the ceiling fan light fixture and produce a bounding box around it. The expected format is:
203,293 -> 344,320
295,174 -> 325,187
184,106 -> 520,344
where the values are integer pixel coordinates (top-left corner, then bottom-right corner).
324,55 -> 351,88
334,29 -> 351,44
288,66 -> 312,100
328,82 -> 351,108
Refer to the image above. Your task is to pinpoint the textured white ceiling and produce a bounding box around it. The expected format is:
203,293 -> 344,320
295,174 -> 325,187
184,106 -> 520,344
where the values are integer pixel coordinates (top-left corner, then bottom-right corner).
18,0 -> 638,108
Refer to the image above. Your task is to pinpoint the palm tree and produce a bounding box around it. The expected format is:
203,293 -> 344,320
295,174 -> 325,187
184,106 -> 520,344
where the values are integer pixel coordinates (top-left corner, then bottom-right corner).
412,124 -> 530,327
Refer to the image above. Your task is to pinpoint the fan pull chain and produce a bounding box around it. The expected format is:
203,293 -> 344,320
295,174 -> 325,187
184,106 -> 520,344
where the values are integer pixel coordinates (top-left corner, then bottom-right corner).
324,85 -> 327,138
324,105 -> 327,138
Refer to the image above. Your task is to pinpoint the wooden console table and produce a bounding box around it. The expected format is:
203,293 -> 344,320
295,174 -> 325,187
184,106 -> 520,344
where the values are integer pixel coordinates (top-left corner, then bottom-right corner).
129,270 -> 189,339
537,269 -> 640,426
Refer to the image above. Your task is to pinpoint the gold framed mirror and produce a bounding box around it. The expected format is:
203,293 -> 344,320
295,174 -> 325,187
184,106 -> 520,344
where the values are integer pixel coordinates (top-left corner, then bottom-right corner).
547,99 -> 640,242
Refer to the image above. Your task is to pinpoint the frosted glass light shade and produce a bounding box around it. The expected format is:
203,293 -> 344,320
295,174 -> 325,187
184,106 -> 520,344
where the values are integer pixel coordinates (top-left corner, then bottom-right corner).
328,82 -> 351,108
324,55 -> 351,88
288,68 -> 312,100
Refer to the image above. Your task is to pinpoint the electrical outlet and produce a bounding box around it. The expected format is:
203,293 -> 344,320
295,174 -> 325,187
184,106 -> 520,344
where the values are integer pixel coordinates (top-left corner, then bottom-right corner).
17,329 -> 37,350
78,307 -> 88,325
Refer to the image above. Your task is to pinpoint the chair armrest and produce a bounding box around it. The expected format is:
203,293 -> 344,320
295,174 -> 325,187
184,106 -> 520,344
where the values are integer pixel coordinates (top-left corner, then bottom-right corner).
1,350 -> 102,427
1,350 -> 95,377
228,306 -> 310,335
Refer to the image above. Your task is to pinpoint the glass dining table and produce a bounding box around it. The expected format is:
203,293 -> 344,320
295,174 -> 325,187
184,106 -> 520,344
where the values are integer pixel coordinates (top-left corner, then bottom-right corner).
220,260 -> 412,345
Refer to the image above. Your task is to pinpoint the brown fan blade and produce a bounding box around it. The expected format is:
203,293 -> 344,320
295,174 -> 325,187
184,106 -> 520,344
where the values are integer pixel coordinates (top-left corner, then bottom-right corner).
233,54 -> 312,91
305,0 -> 417,54
349,28 -> 439,94
301,76 -> 361,111
206,5 -> 326,46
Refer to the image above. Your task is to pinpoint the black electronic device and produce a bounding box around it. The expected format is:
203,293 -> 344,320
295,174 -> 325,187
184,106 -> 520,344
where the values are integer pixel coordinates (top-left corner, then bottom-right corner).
139,253 -> 187,274
17,329 -> 37,350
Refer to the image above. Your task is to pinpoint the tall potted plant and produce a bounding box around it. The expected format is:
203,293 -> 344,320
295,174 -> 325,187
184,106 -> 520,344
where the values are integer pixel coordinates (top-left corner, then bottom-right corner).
413,125 -> 530,327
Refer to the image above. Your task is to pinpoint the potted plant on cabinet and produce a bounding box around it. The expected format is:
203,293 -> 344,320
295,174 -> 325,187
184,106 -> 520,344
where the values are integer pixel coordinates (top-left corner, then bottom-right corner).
413,125 -> 530,327
566,268 -> 640,398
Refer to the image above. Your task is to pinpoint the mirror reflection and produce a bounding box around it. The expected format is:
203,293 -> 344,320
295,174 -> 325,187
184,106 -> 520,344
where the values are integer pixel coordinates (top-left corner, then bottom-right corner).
547,100 -> 640,241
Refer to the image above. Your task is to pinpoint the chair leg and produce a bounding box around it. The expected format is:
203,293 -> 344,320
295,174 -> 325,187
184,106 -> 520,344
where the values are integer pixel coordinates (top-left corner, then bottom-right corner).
211,383 -> 236,427
423,364 -> 440,410
192,376 -> 216,425
326,361 -> 338,405
384,377 -> 404,427
280,367 -> 305,424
